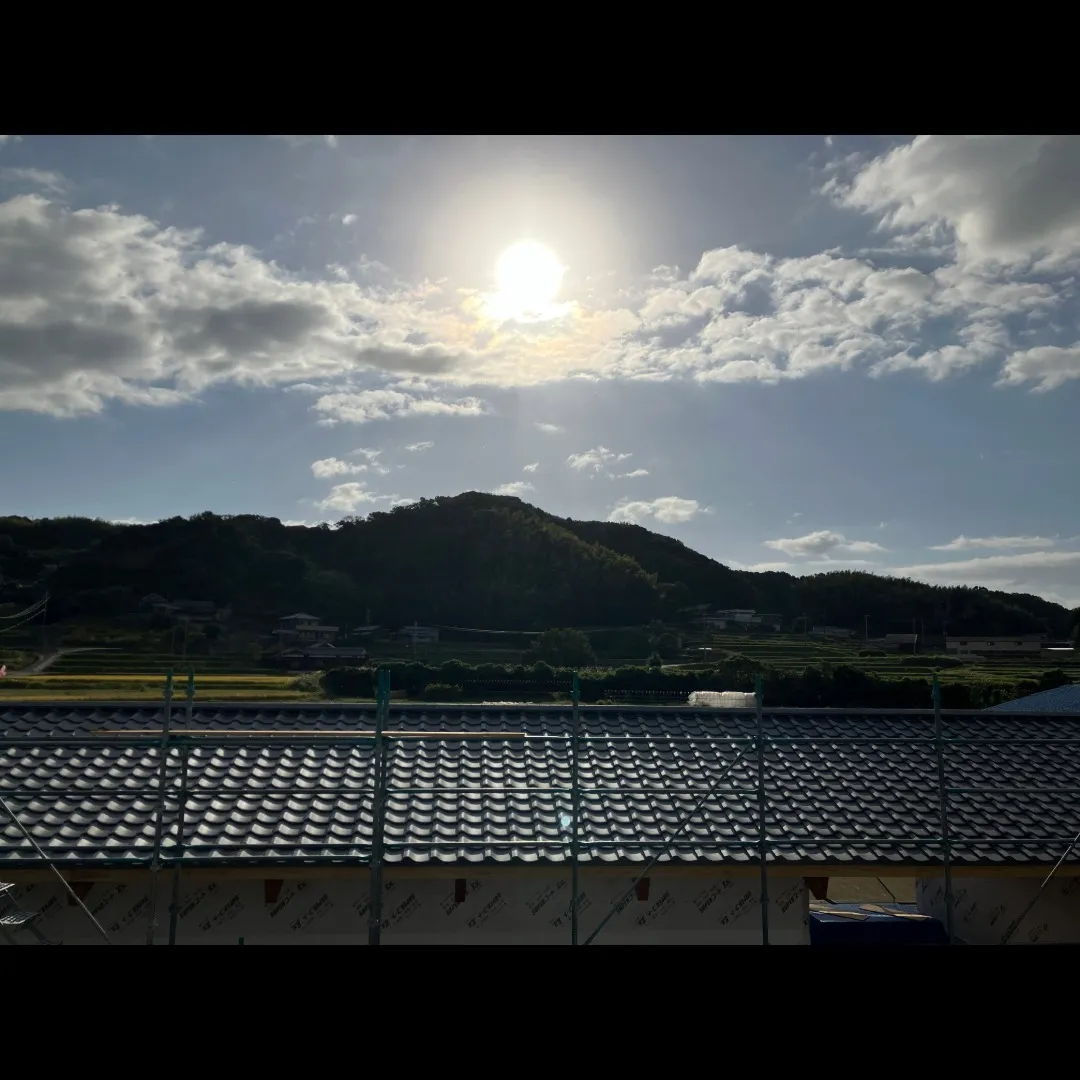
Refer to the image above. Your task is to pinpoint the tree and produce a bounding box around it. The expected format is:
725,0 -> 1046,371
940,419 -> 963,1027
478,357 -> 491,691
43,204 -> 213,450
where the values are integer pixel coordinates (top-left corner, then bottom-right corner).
524,628 -> 596,667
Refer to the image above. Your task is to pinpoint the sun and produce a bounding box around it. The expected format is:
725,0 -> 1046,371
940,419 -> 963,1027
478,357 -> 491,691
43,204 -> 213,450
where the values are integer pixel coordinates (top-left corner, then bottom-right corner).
489,240 -> 564,321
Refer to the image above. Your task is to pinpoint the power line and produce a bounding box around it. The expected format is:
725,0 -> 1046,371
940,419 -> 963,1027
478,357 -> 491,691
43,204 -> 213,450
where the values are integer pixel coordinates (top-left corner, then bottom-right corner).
0,592 -> 48,621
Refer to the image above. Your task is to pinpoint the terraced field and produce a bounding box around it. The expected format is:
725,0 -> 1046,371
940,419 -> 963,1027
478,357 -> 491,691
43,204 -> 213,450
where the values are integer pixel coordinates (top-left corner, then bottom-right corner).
688,632 -> 1080,687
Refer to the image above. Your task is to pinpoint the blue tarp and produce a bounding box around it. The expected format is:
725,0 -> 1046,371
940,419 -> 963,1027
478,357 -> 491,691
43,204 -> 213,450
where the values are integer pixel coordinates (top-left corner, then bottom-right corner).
809,903 -> 949,946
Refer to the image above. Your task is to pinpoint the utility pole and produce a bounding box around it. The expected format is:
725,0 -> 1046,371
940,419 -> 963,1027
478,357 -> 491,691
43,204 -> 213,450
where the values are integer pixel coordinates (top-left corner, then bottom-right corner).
912,615 -> 918,654
40,594 -> 48,655
864,614 -> 869,642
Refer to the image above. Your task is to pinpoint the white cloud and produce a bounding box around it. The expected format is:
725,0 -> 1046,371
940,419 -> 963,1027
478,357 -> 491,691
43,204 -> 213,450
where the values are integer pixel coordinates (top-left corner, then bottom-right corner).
313,389 -> 487,425
405,440 -> 434,452
311,457 -> 369,478
890,549 -> 1080,608
522,462 -> 539,473
492,481 -> 535,497
620,468 -> 649,479
608,496 -> 703,524
998,345 -> 1080,392
0,168 -> 67,194
567,446 -> 632,472
316,482 -> 383,513
535,422 -> 563,433
765,530 -> 886,558
350,447 -> 382,460
929,534 -> 1056,552
831,135 -> 1080,264
109,516 -> 150,525
6,142 -> 1080,420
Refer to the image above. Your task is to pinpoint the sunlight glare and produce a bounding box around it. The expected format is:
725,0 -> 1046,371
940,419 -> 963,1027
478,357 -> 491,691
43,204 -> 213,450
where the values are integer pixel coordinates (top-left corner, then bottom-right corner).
489,240 -> 565,321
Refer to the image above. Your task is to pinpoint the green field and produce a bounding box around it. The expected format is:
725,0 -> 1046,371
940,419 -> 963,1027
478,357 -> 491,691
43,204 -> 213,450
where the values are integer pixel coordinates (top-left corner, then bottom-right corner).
1,624 -> 1075,704
680,631 -> 1080,689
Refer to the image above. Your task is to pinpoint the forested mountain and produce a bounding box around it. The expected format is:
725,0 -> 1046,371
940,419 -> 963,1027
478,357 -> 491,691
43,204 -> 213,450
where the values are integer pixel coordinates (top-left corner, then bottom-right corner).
0,492 -> 1076,637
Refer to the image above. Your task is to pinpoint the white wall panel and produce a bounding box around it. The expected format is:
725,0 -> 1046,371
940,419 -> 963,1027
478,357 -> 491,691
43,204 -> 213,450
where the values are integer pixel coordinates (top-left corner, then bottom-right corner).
916,876 -> 1080,944
3,873 -> 809,945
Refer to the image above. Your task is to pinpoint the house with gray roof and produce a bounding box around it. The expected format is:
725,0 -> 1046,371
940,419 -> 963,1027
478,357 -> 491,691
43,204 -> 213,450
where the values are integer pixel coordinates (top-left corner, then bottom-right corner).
2,703 -> 1079,945
987,684 -> 1080,713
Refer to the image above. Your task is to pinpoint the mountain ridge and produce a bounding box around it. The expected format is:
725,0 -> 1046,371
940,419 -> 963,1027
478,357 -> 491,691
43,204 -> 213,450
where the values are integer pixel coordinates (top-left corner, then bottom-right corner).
0,492 -> 1075,637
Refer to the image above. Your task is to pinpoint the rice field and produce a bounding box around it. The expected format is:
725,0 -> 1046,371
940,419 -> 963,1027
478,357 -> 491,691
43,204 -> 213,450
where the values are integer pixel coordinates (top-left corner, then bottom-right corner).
0,673 -> 317,702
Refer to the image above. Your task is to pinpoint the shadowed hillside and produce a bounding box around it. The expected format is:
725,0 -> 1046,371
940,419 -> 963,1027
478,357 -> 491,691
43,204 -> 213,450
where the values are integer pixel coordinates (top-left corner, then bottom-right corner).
0,493 -> 1075,636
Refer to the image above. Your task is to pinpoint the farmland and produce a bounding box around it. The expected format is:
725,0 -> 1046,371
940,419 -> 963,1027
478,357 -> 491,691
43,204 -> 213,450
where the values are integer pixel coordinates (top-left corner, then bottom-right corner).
0,625 -> 1075,705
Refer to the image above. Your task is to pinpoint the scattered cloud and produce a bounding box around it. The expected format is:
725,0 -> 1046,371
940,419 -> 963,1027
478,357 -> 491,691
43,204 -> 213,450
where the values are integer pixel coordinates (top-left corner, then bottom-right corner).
522,462 -> 539,473
567,446 -> 632,472
350,447 -> 382,460
608,496 -> 703,524
0,167 -> 67,194
535,422 -> 564,433
890,549 -> 1080,609
830,135 -> 1080,265
109,516 -> 150,526
313,389 -> 488,426
764,530 -> 886,558
997,345 -> 1080,392
492,481 -> 535,497
6,138 -> 1080,421
316,482 -> 383,513
7,139 -> 1080,419
619,468 -> 650,479
929,534 -> 1056,552
311,457 -> 368,478
405,440 -> 434,452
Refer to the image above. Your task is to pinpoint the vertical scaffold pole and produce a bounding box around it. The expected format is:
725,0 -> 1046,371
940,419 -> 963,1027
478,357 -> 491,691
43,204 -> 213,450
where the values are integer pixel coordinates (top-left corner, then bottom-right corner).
368,667 -> 388,946
933,674 -> 954,944
145,669 -> 174,946
570,671 -> 581,946
168,669 -> 195,945
755,674 -> 770,946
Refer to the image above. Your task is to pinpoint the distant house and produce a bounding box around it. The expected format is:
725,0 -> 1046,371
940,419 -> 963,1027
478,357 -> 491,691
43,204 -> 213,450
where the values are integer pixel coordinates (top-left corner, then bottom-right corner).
277,643 -> 367,670
946,635 -> 1044,656
398,623 -> 439,645
705,610 -> 781,632
144,596 -> 229,623
811,625 -> 853,638
275,613 -> 339,645
870,633 -> 919,653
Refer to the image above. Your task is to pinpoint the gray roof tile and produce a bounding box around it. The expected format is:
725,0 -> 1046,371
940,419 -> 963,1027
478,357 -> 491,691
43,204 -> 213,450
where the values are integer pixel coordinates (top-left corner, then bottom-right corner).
987,685 -> 1080,713
2,704 -> 1080,868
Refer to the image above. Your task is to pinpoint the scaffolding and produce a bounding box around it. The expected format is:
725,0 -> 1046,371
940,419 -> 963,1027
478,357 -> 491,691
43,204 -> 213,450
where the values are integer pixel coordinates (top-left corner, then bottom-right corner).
1,671 -> 1079,945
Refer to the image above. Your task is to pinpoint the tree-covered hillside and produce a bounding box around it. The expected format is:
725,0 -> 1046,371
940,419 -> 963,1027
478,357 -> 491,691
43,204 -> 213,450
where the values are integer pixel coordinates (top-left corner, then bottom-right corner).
0,492 -> 1075,637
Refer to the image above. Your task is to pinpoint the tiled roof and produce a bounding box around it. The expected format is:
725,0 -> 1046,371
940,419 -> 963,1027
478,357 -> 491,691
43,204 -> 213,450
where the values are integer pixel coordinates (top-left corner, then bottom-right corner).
2,704 -> 1079,870
987,685 -> 1080,714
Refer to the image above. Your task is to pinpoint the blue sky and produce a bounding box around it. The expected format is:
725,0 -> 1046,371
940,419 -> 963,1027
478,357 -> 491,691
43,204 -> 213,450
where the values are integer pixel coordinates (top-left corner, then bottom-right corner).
1,134 -> 1078,607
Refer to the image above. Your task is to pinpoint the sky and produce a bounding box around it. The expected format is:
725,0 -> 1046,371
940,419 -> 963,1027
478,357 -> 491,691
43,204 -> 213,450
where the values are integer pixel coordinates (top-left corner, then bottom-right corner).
1,133 -> 1078,609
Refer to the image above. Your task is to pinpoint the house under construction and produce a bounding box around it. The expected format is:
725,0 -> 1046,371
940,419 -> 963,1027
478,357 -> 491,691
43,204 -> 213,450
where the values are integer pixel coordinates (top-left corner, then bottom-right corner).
1,675 -> 1078,945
